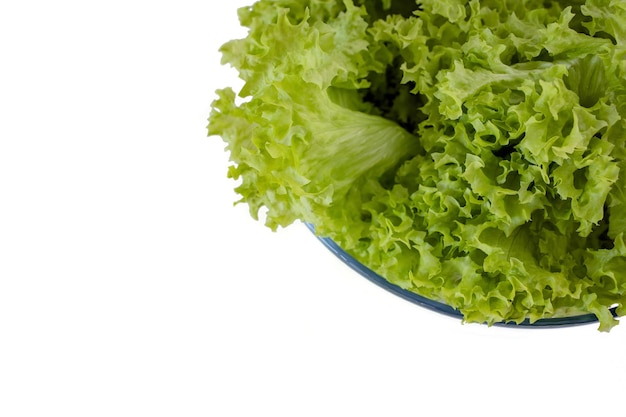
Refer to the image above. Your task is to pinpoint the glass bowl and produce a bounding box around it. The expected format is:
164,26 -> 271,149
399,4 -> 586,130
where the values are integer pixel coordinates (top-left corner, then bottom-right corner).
306,223 -> 618,328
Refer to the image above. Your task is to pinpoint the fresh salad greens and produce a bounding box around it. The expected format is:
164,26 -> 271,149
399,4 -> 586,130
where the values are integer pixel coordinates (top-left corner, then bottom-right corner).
209,0 -> 626,331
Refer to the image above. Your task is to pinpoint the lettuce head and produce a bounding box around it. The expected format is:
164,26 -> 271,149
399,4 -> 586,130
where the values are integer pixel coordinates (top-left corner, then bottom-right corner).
209,0 -> 626,331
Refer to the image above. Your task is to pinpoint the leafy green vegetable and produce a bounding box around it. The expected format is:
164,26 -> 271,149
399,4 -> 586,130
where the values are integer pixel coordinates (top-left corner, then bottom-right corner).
209,0 -> 626,331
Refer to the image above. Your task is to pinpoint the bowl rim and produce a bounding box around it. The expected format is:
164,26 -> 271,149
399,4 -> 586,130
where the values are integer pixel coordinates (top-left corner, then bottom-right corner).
306,223 -> 619,328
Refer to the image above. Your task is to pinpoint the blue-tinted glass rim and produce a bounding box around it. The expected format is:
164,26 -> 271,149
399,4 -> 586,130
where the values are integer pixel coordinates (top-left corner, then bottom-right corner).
306,223 -> 619,328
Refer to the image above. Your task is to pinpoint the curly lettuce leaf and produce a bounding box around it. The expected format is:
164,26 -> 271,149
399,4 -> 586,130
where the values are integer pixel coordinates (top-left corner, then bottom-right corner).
209,2 -> 419,229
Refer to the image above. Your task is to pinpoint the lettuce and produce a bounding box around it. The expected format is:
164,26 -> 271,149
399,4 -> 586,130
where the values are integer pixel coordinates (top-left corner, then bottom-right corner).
209,0 -> 626,331
209,3 -> 420,230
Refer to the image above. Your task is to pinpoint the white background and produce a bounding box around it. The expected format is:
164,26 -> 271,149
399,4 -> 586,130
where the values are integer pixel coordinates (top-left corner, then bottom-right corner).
1,2 -> 625,416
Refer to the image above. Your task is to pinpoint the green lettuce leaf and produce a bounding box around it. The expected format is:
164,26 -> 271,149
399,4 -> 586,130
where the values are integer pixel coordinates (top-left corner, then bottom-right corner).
209,2 -> 420,230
